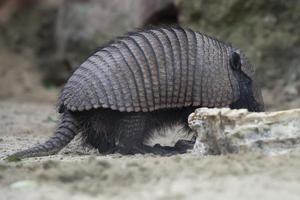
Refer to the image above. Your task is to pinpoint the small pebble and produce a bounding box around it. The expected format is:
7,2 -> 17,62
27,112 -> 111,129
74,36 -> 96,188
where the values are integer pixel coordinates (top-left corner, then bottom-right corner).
10,180 -> 38,189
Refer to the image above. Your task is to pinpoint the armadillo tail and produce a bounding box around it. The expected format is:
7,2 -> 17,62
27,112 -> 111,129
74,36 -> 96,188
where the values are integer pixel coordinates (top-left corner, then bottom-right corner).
7,111 -> 78,159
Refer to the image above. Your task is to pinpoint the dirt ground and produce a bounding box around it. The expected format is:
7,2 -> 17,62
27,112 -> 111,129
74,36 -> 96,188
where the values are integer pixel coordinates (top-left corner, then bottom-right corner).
1,101 -> 300,200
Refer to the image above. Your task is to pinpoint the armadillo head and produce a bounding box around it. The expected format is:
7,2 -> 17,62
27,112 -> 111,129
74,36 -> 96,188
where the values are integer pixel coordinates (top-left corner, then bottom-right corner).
229,49 -> 265,112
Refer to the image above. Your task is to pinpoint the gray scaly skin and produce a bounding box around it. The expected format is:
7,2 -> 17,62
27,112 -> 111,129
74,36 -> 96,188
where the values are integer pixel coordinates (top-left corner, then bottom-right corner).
8,27 -> 264,159
9,111 -> 78,159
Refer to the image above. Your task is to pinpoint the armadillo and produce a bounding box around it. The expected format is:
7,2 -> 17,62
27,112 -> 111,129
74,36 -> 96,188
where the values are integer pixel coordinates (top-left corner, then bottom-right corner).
9,26 -> 264,158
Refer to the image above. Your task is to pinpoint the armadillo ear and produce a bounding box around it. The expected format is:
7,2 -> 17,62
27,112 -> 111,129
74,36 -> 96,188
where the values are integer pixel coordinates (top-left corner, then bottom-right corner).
230,51 -> 241,71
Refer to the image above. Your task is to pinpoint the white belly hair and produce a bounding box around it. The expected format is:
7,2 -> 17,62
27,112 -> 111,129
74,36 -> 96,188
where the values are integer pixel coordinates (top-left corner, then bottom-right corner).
145,124 -> 194,147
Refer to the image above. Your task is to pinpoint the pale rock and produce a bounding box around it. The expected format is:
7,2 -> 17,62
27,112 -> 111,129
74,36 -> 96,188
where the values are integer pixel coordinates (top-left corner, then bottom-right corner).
188,108 -> 300,156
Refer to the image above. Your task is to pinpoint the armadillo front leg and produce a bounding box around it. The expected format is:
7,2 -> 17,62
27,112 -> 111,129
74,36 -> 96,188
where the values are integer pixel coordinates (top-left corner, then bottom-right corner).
8,111 -> 78,159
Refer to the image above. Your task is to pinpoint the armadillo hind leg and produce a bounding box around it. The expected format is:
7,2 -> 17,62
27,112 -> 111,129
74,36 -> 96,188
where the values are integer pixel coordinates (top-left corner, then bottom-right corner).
7,111 -> 78,159
112,113 -> 177,155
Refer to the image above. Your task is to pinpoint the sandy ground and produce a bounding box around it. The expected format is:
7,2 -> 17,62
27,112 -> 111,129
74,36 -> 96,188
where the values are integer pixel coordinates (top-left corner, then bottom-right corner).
1,101 -> 300,200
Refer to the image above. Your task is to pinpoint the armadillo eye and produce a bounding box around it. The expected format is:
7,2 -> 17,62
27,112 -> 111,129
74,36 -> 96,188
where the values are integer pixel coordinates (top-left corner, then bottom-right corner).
230,51 -> 241,71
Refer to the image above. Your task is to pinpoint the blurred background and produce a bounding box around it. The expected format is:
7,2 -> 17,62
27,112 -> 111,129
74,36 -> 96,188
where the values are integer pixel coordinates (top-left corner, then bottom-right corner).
0,0 -> 299,110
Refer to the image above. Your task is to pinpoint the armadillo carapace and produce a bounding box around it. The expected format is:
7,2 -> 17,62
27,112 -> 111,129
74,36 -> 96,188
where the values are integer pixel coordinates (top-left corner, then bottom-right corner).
10,26 -> 264,158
